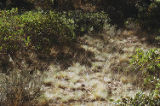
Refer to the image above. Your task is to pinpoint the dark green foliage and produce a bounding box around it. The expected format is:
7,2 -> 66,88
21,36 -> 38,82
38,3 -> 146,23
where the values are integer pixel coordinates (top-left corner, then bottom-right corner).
1,0 -> 159,34
137,0 -> 160,33
0,8 -> 75,54
86,0 -> 160,32
96,0 -> 138,26
58,10 -> 109,36
0,8 -> 108,54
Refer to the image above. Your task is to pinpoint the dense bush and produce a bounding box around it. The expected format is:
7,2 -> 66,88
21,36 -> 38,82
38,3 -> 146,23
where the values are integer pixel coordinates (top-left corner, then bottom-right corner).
0,8 -> 109,54
85,0 -> 160,32
96,0 -> 138,26
58,10 -> 109,35
2,0 -> 159,33
0,8 -> 75,54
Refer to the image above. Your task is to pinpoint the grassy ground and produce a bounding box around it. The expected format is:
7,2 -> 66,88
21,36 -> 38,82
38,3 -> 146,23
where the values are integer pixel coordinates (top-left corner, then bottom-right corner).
40,25 -> 155,105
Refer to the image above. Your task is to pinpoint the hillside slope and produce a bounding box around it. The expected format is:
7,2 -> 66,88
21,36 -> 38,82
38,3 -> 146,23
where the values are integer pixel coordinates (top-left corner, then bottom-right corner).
42,28 -> 154,105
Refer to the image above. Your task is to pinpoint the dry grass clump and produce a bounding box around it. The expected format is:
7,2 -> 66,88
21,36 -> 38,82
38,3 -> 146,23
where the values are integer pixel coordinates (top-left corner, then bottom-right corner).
89,80 -> 109,100
0,70 -> 43,106
41,25 -> 156,105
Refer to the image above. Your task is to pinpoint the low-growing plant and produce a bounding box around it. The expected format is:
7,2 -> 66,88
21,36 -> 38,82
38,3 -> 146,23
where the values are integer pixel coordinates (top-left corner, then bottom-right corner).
116,80 -> 160,105
116,92 -> 160,106
130,48 -> 160,87
115,48 -> 160,105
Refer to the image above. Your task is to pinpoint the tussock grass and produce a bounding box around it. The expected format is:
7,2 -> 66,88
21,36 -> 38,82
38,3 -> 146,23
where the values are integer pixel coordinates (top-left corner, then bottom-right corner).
41,27 -> 156,105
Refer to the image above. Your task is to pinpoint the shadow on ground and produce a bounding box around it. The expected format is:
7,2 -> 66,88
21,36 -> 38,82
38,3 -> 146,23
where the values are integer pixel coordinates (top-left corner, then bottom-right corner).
0,42 -> 95,74
38,43 -> 95,69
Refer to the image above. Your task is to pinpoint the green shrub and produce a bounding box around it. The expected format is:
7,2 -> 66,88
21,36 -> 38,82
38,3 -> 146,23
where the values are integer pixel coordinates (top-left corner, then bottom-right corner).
58,10 -> 109,36
117,92 -> 160,106
117,80 -> 160,105
22,11 -> 75,51
0,8 -> 109,54
130,48 -> 160,86
116,48 -> 160,106
0,8 -> 75,54
97,0 -> 138,26
131,48 -> 160,75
